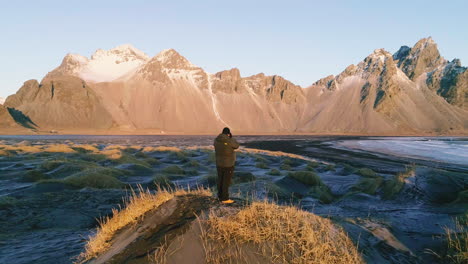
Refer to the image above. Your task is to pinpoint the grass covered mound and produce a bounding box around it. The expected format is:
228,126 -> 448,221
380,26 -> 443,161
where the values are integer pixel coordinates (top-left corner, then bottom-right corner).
454,190 -> 468,204
382,166 -> 416,199
351,177 -> 383,195
39,168 -> 126,189
281,158 -> 302,167
162,165 -> 198,176
268,168 -> 281,176
77,188 -> 212,263
286,171 -> 334,203
20,170 -> 50,182
111,153 -> 151,167
288,171 -> 323,186
255,162 -> 268,169
162,165 -> 185,174
43,144 -> 76,153
351,168 -> 383,195
234,171 -> 256,184
425,169 -> 468,203
201,201 -> 362,264
340,163 -> 357,175
357,168 -> 377,178
39,158 -> 101,178
0,196 -> 19,209
77,189 -> 362,264
63,173 -> 124,189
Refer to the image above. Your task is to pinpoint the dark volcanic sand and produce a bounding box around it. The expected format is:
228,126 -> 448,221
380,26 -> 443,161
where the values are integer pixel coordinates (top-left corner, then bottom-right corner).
0,136 -> 466,263
244,137 -> 468,263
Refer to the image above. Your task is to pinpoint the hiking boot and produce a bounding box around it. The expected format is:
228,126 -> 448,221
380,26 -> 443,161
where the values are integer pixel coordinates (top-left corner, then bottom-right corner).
221,199 -> 235,204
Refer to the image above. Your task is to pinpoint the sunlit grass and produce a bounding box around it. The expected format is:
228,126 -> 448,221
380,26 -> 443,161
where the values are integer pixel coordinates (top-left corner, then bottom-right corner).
201,201 -> 363,264
445,214 -> 468,263
77,187 -> 212,263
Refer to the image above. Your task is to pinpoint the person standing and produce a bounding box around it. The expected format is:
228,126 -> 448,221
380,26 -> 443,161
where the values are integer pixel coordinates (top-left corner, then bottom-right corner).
214,127 -> 239,204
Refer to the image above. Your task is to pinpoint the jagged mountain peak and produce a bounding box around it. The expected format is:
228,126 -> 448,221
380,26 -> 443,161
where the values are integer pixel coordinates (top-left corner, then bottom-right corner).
91,44 -> 150,61
215,68 -> 241,79
394,37 -> 446,80
369,48 -> 392,58
153,48 -> 196,69
393,46 -> 411,61
46,44 -> 150,83
62,53 -> 89,64
363,49 -> 393,64
413,36 -> 436,49
354,48 -> 395,78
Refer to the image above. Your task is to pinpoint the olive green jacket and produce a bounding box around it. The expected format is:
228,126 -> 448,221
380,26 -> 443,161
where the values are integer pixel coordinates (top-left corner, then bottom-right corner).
214,134 -> 240,167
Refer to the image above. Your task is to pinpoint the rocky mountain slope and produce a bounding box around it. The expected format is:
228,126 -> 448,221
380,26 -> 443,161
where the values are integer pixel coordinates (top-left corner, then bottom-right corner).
1,37 -> 467,134
300,38 -> 467,134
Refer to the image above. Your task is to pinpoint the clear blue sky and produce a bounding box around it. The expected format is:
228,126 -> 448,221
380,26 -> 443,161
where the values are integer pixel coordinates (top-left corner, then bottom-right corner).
1,0 -> 467,98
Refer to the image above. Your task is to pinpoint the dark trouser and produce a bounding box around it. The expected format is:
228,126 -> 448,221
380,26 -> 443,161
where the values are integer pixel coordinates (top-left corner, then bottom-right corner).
217,166 -> 234,201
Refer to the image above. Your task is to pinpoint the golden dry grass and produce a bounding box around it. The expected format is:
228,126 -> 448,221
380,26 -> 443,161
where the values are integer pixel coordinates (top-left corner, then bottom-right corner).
0,144 -> 42,153
200,201 -> 363,264
77,188 -> 174,263
172,186 -> 213,197
76,186 -> 212,263
128,145 -> 143,151
100,149 -> 123,159
187,145 -> 212,150
142,146 -> 183,152
103,144 -> 127,150
445,214 -> 468,263
43,144 -> 76,153
72,144 -> 99,153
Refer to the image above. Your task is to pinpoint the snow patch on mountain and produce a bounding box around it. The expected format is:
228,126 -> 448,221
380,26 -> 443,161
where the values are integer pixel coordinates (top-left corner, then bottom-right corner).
0,97 -> 5,105
206,74 -> 227,125
82,45 -> 150,82
54,44 -> 150,83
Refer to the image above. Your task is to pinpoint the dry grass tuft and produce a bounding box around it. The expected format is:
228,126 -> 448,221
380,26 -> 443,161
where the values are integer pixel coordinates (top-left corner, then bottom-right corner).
142,146 -> 182,153
0,144 -> 42,153
100,149 -> 123,159
445,214 -> 468,263
186,145 -> 213,151
173,186 -> 213,197
72,144 -> 99,153
201,201 -> 362,264
0,149 -> 11,156
43,144 -> 76,153
77,188 -> 174,263
77,186 -> 212,263
104,145 -> 127,150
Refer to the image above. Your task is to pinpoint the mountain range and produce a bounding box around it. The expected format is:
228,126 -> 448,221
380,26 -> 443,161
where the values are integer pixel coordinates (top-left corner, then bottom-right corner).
1,37 -> 467,135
